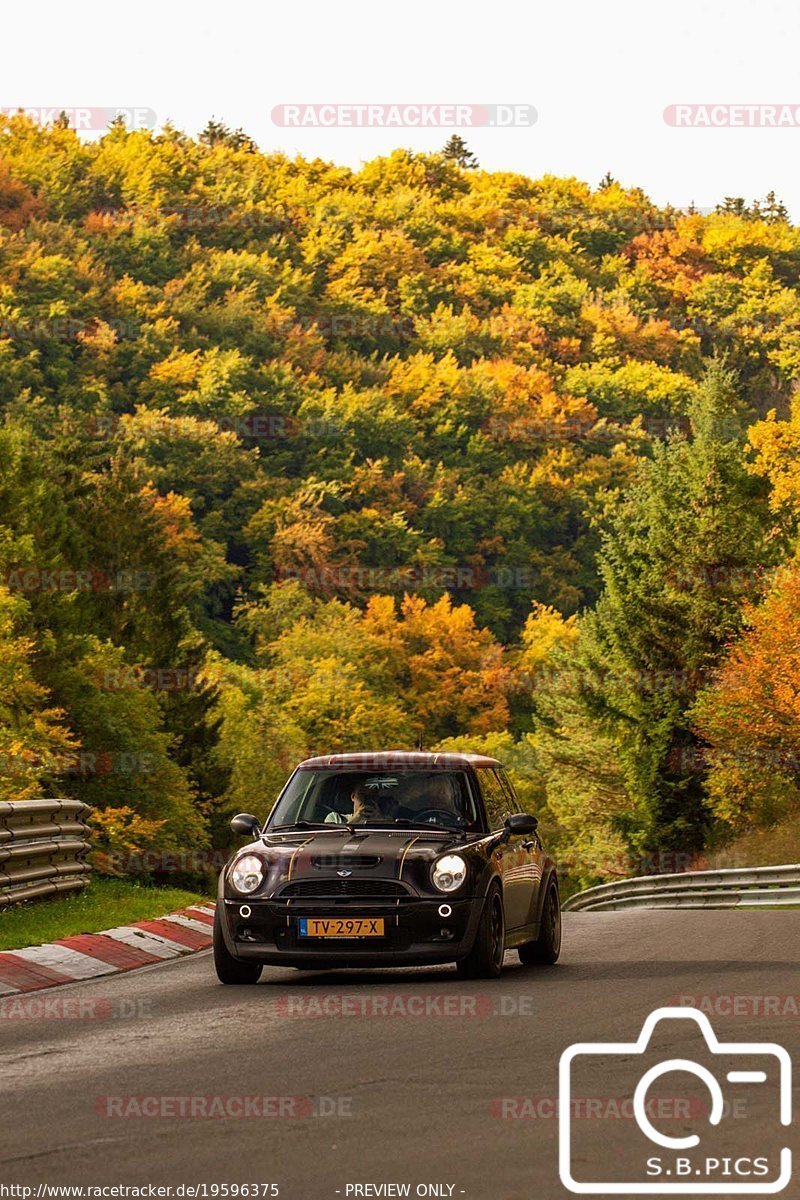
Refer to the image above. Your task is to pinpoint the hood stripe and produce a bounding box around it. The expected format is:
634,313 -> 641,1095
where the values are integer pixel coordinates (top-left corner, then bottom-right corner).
397,836 -> 421,881
287,836 -> 315,881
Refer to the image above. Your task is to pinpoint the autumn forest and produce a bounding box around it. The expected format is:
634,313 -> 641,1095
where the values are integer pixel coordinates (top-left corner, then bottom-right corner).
2,116 -> 800,888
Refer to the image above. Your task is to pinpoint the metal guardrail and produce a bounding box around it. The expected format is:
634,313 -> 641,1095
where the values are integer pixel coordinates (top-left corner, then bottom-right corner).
0,799 -> 92,907
562,862 -> 800,912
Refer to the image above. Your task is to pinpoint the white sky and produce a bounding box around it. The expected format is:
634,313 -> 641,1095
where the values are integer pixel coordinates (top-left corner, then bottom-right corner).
4,0 -> 800,217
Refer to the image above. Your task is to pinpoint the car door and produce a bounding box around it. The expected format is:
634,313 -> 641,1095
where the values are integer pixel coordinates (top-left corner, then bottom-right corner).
497,768 -> 542,931
476,767 -> 528,930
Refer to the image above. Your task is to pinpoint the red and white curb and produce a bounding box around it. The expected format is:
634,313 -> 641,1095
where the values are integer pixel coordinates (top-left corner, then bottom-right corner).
0,904 -> 215,994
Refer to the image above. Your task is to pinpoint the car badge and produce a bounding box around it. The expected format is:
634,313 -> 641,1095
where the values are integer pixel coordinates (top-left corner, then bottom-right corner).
337,869 -> 352,877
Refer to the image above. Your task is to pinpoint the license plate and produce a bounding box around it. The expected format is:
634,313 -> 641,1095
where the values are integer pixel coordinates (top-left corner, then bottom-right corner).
298,917 -> 385,938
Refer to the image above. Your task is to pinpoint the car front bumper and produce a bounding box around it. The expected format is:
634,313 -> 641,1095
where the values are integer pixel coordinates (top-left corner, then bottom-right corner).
218,894 -> 485,967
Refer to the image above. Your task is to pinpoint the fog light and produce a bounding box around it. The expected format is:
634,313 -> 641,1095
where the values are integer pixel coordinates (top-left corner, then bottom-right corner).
438,903 -> 452,918
240,904 -> 252,918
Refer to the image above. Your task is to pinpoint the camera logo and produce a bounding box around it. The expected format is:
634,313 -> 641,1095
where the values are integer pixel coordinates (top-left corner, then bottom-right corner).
559,1007 -> 791,1194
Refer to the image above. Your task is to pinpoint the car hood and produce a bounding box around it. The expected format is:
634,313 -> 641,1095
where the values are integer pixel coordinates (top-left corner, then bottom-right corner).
230,827 -> 475,896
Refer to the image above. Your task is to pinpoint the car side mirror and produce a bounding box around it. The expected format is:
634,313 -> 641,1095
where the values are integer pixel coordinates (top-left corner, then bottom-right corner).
504,812 -> 539,838
231,813 -> 261,840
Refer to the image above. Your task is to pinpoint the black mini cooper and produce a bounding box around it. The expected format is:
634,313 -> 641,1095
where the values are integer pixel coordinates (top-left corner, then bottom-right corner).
214,751 -> 561,982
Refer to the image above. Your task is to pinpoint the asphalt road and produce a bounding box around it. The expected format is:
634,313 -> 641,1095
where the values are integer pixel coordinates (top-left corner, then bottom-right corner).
2,911 -> 799,1199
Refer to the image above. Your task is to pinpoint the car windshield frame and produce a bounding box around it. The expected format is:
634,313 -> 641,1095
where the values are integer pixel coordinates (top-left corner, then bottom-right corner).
265,767 -> 483,834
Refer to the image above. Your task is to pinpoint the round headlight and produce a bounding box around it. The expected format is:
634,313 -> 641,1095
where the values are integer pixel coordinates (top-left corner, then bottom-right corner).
432,854 -> 467,893
230,853 -> 265,895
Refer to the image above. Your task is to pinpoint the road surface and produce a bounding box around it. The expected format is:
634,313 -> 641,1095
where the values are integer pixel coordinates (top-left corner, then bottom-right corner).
2,911 -> 799,1198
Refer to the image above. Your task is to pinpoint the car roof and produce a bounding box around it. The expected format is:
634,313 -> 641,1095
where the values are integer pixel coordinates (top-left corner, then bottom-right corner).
297,750 -> 502,770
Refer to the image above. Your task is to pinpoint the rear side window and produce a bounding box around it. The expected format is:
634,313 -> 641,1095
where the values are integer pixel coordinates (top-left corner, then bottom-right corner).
478,768 -> 511,830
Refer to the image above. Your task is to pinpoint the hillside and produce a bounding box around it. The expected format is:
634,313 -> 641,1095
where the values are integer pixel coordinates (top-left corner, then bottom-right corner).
2,115 -> 800,882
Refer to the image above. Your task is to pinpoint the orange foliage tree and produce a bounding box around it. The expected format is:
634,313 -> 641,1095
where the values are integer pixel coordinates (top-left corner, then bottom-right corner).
692,564 -> 800,829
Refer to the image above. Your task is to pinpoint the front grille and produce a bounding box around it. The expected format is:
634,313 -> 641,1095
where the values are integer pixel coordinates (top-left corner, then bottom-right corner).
311,855 -> 381,870
280,878 -> 408,899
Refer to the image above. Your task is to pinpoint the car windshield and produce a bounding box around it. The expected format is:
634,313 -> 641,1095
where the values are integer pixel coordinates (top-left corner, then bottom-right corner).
268,769 -> 479,832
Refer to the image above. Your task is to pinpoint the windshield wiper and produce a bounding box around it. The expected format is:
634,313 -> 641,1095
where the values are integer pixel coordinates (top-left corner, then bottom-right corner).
273,821 -> 349,831
346,819 -> 413,828
346,820 -> 464,832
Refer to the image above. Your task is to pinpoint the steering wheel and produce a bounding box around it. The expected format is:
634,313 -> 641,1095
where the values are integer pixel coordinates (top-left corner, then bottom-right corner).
411,807 -> 463,826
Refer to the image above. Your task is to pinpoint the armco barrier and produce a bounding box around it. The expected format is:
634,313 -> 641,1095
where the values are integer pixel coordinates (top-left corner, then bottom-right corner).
0,799 -> 92,907
562,862 -> 800,912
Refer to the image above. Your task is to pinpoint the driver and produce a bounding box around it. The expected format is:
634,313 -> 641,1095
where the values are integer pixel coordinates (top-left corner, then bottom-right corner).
325,781 -> 397,824
351,781 -> 394,823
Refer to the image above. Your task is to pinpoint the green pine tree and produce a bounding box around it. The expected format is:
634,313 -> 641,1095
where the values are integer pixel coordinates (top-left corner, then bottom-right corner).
200,118 -> 257,152
536,361 -> 780,856
441,135 -> 479,169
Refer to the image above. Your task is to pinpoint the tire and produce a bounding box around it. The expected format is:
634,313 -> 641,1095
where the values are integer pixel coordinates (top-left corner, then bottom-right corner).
518,880 -> 561,966
457,886 -> 505,979
213,910 -> 263,984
